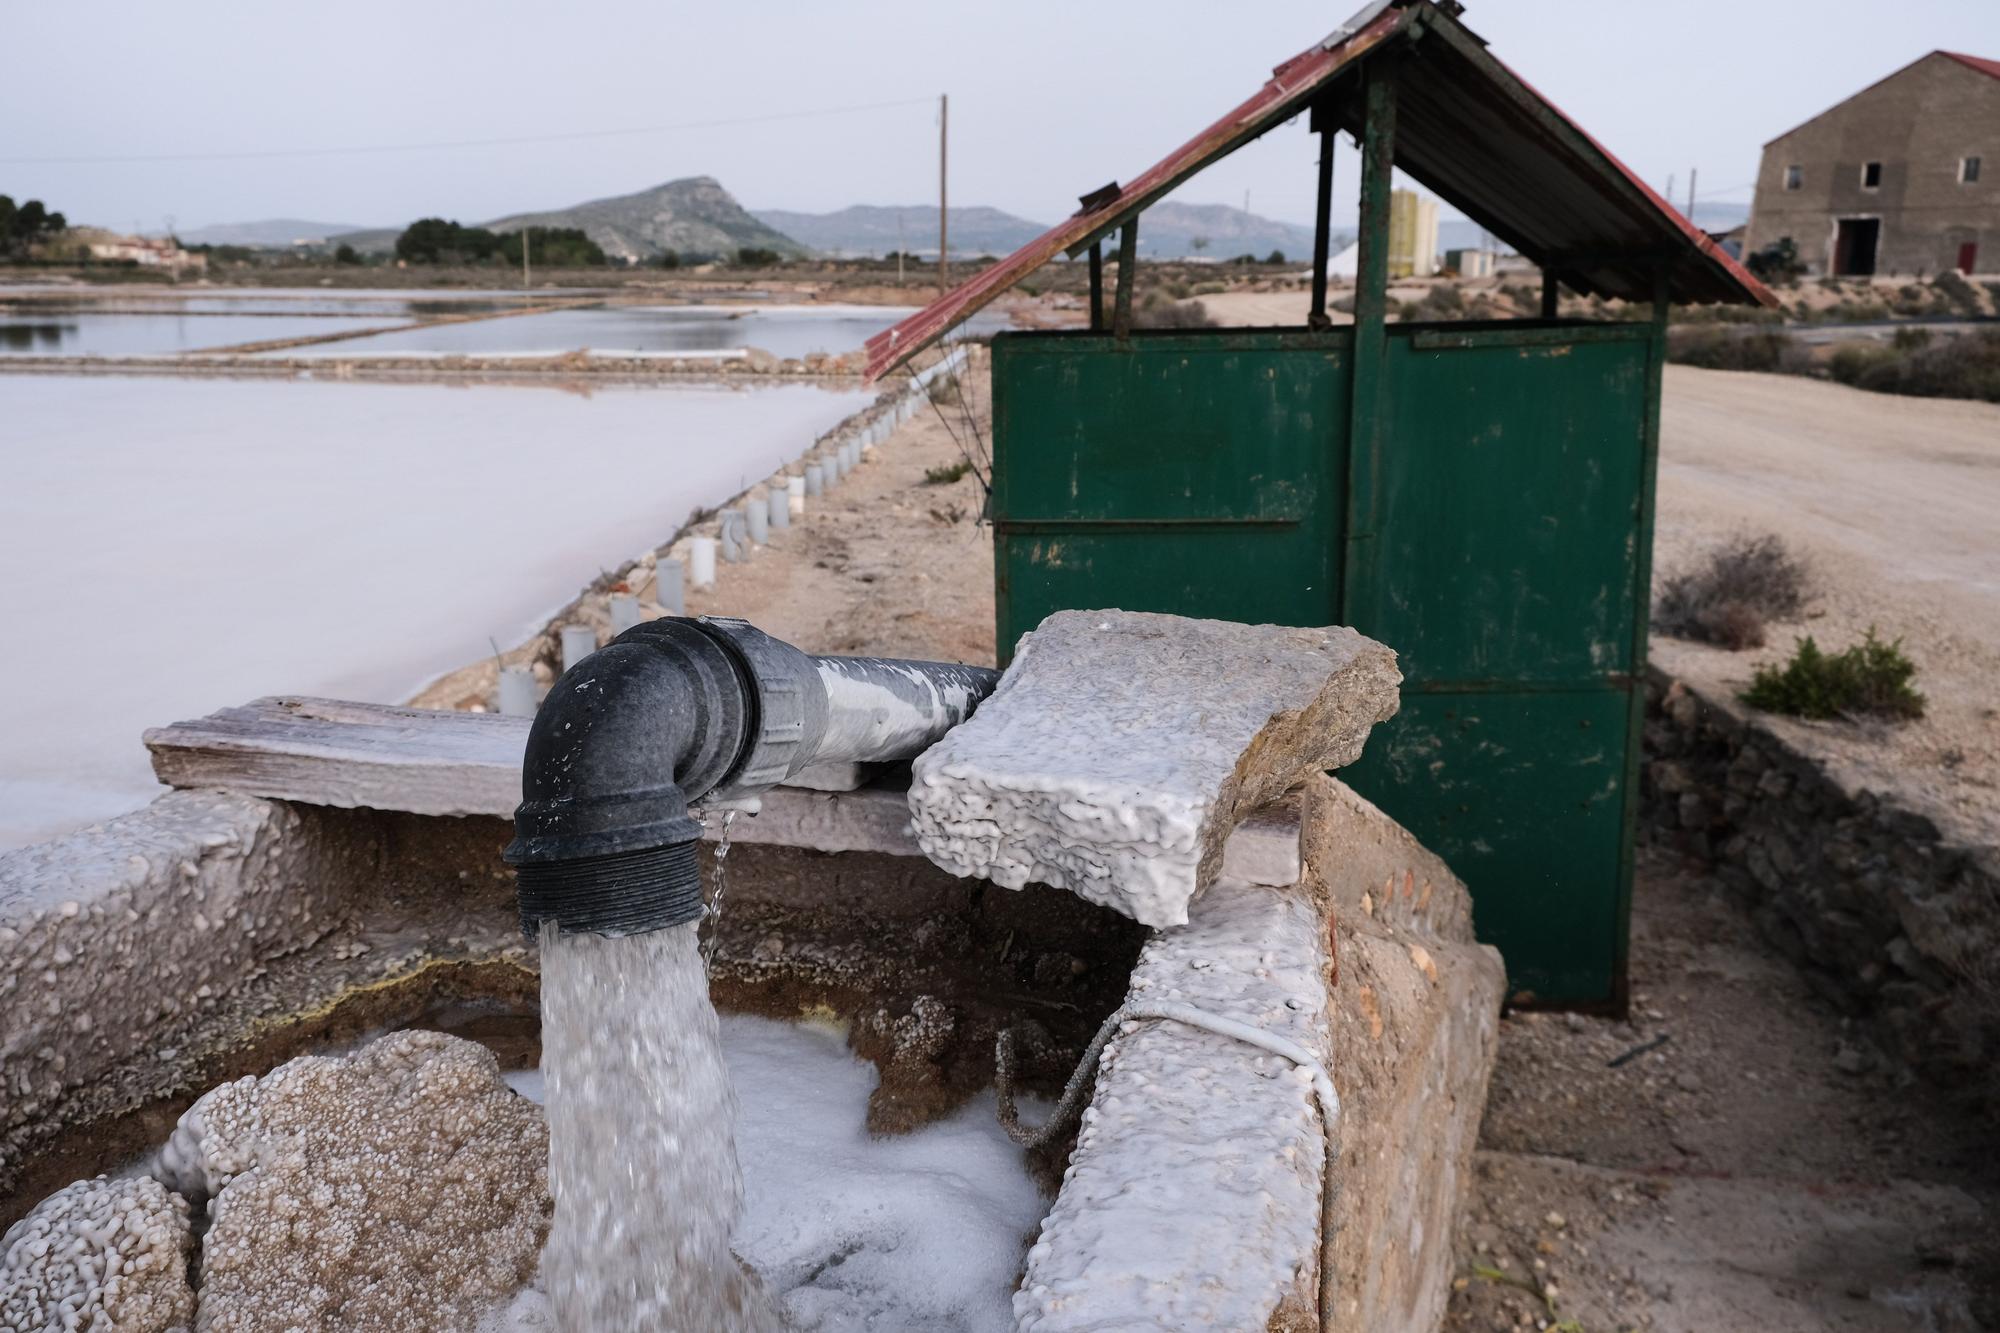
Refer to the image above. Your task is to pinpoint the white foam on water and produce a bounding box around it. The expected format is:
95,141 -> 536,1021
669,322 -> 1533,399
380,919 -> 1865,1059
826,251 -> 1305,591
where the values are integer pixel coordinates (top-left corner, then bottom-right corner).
501,1007 -> 1048,1332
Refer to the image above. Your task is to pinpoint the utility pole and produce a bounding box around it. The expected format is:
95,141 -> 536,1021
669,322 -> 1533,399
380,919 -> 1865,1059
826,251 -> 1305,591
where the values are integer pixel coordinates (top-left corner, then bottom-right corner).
1686,168 -> 1698,223
522,229 -> 531,289
938,93 -> 949,296
1665,174 -> 1675,211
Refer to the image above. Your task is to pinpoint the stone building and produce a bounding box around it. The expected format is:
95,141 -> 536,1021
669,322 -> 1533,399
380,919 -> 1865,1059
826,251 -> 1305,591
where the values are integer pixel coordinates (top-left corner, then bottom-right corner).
1745,51 -> 1997,277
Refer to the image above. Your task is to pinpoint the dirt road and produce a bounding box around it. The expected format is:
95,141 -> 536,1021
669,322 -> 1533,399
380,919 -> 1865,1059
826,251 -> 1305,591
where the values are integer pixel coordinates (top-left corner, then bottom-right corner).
1654,366 -> 2000,849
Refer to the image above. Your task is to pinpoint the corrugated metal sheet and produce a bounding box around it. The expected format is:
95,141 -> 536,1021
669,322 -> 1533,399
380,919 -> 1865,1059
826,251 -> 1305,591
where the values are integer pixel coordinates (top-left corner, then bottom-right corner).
866,0 -> 1772,382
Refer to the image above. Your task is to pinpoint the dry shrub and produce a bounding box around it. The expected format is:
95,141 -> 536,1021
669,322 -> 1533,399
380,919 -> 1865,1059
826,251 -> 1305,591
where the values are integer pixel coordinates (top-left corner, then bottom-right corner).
1655,534 -> 1809,649
1666,326 -> 1802,373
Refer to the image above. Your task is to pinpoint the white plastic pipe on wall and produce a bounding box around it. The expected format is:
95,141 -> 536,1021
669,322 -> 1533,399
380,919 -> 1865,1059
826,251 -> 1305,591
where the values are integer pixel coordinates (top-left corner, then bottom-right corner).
788,476 -> 805,515
745,496 -> 769,545
609,593 -> 641,634
768,486 -> 790,531
804,464 -> 823,497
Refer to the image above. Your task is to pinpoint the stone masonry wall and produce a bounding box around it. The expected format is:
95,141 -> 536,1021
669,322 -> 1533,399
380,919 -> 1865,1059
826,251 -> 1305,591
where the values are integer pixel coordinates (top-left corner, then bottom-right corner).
1640,670 -> 2000,1114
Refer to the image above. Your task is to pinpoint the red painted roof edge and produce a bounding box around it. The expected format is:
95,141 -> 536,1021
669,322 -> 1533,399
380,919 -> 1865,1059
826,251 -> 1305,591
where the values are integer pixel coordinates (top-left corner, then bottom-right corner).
865,0 -> 1774,380
1486,52 -> 1778,309
862,8 -> 1410,382
1942,50 -> 2000,81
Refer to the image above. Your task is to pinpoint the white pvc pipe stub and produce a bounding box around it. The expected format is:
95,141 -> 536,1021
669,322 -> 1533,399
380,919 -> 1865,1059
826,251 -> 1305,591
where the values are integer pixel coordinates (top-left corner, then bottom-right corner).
768,487 -> 790,530
560,625 -> 598,674
655,557 -> 686,614
687,538 -> 717,589
788,476 -> 806,515
497,665 -> 536,717
609,593 -> 641,634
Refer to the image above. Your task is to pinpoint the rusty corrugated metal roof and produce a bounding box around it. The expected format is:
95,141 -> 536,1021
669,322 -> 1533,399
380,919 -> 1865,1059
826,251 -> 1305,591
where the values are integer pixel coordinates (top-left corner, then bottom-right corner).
866,0 -> 1772,381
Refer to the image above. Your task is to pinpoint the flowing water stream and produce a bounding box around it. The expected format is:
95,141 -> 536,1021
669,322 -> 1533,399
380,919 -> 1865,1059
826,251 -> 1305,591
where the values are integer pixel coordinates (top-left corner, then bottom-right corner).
538,921 -> 787,1331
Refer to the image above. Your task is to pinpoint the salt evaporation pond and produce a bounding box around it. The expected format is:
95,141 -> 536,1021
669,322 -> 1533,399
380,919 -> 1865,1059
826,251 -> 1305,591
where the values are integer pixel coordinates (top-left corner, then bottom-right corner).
0,310 -> 399,357
493,1013 -> 1046,1333
0,373 -> 869,849
268,303 -> 1010,362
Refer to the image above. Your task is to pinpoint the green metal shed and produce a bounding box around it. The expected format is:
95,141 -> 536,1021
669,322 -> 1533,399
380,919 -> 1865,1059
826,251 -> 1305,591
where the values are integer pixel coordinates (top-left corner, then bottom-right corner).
866,0 -> 1774,1009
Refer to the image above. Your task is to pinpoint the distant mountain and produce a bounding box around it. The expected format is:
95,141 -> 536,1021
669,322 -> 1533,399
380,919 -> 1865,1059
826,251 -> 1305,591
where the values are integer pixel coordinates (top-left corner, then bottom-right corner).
1135,202 -> 1325,261
171,218 -> 371,248
326,177 -> 803,262
754,199 -> 1329,262
753,205 -> 1045,260
484,176 -> 803,263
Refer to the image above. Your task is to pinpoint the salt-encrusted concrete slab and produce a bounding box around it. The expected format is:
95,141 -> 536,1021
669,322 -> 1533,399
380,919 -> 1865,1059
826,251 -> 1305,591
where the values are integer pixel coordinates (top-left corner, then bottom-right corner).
1014,873 -> 1336,1332
1015,778 -> 1505,1333
908,610 -> 1400,926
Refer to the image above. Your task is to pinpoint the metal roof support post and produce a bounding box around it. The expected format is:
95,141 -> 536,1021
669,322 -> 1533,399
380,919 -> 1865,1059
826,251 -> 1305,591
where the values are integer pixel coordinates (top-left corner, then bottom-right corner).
1112,219 -> 1138,339
1540,268 -> 1560,319
1341,55 -> 1397,626
1308,101 -> 1337,330
1089,242 -> 1106,332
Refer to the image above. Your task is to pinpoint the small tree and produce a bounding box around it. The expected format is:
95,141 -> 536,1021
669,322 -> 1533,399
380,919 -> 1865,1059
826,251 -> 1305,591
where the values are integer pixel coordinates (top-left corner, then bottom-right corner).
1264,249 -> 1287,266
1190,235 -> 1210,255
333,243 -> 361,265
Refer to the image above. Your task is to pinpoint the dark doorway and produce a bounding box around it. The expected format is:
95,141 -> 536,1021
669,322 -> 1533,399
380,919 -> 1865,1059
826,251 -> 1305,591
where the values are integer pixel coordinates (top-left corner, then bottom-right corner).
1959,241 -> 1979,275
1834,218 -> 1880,275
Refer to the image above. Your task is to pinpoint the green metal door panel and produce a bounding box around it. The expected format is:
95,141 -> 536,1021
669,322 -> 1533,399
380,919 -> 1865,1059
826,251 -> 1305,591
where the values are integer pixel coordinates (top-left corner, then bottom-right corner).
1350,328 -> 1650,686
997,528 -> 1335,653
1340,688 -> 1632,1005
992,330 -> 1350,655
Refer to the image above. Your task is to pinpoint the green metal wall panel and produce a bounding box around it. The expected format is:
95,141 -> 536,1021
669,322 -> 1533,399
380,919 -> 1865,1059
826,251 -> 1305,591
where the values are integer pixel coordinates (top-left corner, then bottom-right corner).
1349,328 -> 1652,686
990,320 -> 1659,1007
993,330 -> 1350,648
1337,688 -> 1632,1004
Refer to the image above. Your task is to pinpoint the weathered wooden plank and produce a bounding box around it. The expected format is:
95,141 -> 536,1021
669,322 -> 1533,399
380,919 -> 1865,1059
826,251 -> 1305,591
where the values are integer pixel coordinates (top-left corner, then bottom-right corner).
142,695 -> 1302,877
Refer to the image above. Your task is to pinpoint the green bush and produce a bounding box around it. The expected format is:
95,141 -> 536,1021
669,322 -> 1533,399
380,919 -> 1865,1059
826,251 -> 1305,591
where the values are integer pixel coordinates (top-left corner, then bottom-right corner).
923,460 -> 972,485
734,247 -> 783,268
1742,629 -> 1924,721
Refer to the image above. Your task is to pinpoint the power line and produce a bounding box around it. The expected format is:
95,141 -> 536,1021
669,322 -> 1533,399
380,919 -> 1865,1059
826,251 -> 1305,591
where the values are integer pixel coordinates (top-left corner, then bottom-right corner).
1,96 -> 939,166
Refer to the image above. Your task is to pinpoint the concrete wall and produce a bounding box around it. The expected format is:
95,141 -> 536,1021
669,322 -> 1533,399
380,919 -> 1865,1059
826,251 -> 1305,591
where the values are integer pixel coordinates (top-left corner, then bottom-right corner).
1745,53 -> 1999,275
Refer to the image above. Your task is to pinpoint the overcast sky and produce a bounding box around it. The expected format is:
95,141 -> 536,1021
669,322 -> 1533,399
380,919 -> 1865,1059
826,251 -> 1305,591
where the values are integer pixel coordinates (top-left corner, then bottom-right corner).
5,0 -> 1997,234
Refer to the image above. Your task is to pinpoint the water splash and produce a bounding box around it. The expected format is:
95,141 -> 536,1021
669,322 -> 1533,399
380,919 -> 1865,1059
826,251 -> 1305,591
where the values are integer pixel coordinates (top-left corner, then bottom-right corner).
538,920 -> 786,1331
704,808 -> 741,972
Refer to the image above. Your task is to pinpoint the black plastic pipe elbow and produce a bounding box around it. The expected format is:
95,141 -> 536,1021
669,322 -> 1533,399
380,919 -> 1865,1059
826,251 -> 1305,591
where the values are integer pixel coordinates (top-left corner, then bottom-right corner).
504,615 -> 997,940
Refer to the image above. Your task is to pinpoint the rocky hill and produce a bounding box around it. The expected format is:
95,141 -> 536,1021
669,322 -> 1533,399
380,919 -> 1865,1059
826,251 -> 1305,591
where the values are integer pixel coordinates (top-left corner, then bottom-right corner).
483,176 -> 803,263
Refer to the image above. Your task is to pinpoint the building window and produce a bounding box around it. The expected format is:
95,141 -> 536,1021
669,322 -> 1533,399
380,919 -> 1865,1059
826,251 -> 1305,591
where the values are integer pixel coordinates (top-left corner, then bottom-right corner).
1862,161 -> 1882,189
1784,165 -> 1802,191
1964,156 -> 1983,184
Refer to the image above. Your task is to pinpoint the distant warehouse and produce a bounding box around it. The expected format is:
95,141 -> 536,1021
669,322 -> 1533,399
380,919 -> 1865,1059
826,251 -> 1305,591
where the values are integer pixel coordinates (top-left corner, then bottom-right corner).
1744,51 -> 1996,277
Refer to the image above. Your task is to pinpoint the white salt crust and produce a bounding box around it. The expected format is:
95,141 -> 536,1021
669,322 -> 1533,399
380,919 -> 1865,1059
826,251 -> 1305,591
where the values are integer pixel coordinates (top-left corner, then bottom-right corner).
1015,876 -> 1335,1331
909,610 -> 1398,926
0,1175 -> 194,1332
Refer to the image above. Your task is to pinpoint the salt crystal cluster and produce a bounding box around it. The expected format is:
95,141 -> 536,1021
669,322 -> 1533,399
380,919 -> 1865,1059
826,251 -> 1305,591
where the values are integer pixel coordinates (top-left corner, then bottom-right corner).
154,1029 -> 549,1333
910,610 -> 1400,926
0,1174 -> 195,1333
